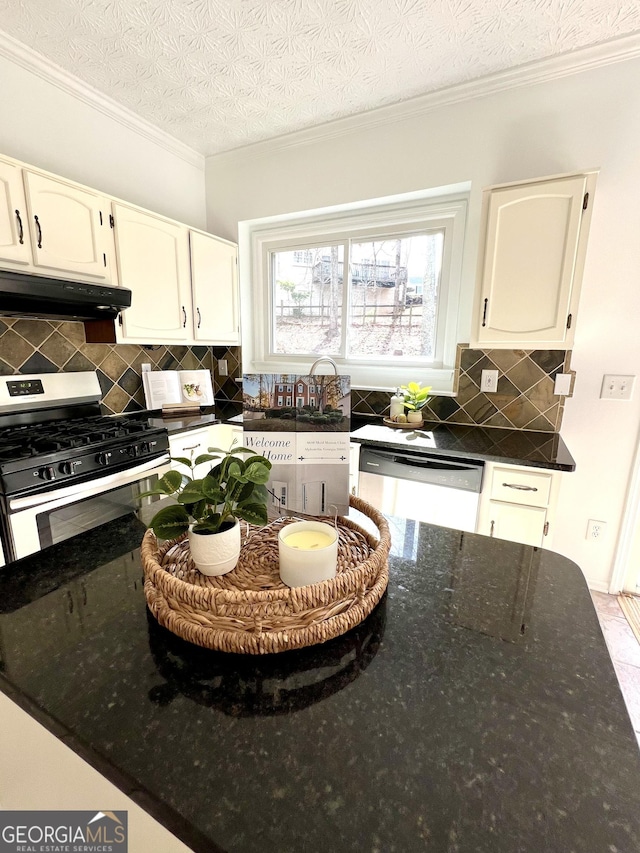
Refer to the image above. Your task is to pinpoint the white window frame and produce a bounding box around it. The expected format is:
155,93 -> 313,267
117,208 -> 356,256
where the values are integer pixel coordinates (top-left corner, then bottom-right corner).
242,190 -> 469,392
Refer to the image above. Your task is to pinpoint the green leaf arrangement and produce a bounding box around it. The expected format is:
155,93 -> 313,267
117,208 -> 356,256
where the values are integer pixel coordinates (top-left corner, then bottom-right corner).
401,382 -> 432,411
139,441 -> 272,540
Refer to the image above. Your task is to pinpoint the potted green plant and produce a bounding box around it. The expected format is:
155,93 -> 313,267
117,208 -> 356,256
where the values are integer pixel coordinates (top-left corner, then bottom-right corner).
140,442 -> 272,576
401,382 -> 431,424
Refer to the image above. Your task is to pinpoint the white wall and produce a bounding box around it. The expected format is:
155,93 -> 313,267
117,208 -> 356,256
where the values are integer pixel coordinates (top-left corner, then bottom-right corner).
0,53 -> 206,227
205,57 -> 640,590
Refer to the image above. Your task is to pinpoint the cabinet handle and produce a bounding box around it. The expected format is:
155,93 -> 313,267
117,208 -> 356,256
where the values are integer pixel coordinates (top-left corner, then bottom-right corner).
182,306 -> 187,327
502,482 -> 537,492
197,307 -> 202,328
183,443 -> 201,451
490,520 -> 495,537
543,521 -> 549,536
481,297 -> 488,327
34,214 -> 42,248
15,209 -> 24,244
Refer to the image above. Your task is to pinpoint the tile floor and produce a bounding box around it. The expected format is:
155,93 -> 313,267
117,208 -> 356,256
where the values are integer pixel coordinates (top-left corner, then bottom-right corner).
591,591 -> 640,747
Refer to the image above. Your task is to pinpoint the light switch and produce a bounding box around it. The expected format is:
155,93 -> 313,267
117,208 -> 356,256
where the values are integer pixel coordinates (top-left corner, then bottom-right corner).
218,359 -> 228,376
600,374 -> 635,400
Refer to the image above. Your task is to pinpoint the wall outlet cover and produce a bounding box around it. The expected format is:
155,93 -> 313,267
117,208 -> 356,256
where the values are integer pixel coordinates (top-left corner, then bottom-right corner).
481,369 -> 499,393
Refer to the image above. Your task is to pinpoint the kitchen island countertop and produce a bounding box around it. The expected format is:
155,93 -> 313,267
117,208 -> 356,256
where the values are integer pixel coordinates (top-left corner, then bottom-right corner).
0,511 -> 638,852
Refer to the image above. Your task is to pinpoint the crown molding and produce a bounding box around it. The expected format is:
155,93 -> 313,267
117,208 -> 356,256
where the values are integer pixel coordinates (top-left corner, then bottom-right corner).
207,31 -> 640,162
0,31 -> 204,170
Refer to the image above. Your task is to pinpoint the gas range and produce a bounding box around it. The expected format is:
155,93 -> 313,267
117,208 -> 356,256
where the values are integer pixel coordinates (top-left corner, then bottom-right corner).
0,371 -> 170,565
0,412 -> 167,498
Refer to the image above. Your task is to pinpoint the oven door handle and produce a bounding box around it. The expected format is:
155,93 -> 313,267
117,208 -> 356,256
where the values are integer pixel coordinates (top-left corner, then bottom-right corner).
8,455 -> 171,512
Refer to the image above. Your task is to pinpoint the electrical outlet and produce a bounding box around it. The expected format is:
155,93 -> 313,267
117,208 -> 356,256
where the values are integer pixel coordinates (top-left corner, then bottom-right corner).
218,359 -> 228,376
586,519 -> 607,541
600,374 -> 635,400
481,369 -> 499,393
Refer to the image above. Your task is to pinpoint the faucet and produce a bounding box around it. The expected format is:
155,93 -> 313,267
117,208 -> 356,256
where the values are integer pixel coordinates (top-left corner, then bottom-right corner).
310,356 -> 339,375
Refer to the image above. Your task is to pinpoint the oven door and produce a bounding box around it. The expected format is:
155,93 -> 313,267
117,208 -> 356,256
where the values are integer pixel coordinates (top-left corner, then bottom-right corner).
5,455 -> 171,563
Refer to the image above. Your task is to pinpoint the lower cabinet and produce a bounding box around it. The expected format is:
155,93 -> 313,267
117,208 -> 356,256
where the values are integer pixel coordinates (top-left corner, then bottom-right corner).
476,462 -> 561,548
168,424 -> 242,480
349,442 -> 360,497
0,693 -> 191,851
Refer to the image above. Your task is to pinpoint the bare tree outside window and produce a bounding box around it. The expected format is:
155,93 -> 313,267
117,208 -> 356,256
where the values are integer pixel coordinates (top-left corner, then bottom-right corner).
270,231 -> 445,361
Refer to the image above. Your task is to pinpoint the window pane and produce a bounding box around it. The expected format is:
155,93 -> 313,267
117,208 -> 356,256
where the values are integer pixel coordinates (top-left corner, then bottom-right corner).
271,246 -> 344,355
347,233 -> 444,360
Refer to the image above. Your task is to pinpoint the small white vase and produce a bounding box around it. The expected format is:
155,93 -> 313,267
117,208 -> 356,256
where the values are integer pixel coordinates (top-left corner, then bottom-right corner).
407,410 -> 423,424
188,520 -> 241,576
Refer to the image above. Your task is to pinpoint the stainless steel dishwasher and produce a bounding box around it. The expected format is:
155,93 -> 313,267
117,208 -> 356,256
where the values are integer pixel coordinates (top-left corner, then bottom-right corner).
358,445 -> 484,532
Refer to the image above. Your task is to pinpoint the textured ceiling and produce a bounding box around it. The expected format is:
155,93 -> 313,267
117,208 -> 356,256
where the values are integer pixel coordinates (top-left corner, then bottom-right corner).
1,0 -> 639,156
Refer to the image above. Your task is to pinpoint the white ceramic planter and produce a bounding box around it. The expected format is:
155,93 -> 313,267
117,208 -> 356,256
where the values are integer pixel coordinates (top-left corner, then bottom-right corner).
188,520 -> 241,576
278,520 -> 338,588
407,410 -> 423,424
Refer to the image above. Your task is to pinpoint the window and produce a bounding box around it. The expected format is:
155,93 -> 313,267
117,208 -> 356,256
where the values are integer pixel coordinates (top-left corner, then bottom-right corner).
243,188 -> 469,392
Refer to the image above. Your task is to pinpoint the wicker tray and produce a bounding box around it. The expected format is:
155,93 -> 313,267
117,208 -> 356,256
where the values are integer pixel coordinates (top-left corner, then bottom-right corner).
140,495 -> 390,655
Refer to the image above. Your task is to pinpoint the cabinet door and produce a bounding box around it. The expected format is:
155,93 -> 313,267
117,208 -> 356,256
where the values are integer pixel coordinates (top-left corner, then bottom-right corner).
485,501 -> 547,547
0,159 -> 31,266
190,231 -> 239,344
114,204 -> 191,343
474,174 -> 588,347
23,171 -> 111,280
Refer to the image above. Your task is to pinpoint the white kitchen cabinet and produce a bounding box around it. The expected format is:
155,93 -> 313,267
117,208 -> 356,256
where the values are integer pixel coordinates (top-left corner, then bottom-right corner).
190,230 -> 240,344
471,171 -> 597,349
23,170 -> 113,281
113,203 -> 192,343
0,693 -> 191,851
477,462 -> 561,548
169,427 -> 216,480
349,442 -> 360,496
0,157 -> 31,266
169,424 -> 239,481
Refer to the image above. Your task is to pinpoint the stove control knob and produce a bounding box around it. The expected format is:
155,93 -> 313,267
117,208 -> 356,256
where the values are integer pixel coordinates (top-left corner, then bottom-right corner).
127,445 -> 141,458
39,466 -> 56,481
140,441 -> 150,454
96,451 -> 112,466
59,460 -> 80,475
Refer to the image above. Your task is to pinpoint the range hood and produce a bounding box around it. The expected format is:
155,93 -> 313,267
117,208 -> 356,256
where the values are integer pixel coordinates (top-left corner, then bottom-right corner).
0,270 -> 132,321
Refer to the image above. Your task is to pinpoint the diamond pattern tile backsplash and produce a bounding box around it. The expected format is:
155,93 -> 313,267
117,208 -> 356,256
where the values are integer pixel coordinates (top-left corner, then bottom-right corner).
0,318 -> 216,414
1,322 -> 570,432
351,345 -> 573,432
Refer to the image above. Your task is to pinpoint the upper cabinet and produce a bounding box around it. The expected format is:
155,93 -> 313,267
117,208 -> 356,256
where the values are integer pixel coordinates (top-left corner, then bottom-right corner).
23,172 -> 113,282
0,154 -> 115,284
0,152 -> 241,348
0,159 -> 31,267
112,203 -> 192,343
111,207 -> 240,346
471,171 -> 597,349
190,230 -> 240,345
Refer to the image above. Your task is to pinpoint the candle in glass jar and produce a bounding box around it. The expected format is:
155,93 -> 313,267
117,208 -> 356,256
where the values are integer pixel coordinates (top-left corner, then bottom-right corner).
283,530 -> 334,550
278,521 -> 339,588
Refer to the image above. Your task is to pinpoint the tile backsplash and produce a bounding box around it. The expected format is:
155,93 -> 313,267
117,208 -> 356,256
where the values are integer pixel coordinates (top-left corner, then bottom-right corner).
0,318 -> 215,414
2,320 -> 569,433
351,345 -> 572,432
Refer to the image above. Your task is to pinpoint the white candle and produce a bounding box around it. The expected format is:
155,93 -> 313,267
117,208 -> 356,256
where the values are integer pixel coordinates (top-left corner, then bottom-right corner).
278,521 -> 338,588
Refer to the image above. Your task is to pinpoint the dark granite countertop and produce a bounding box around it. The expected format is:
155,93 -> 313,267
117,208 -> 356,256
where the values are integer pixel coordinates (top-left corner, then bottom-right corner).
0,513 -> 638,852
175,406 -> 576,471
350,420 -> 576,471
